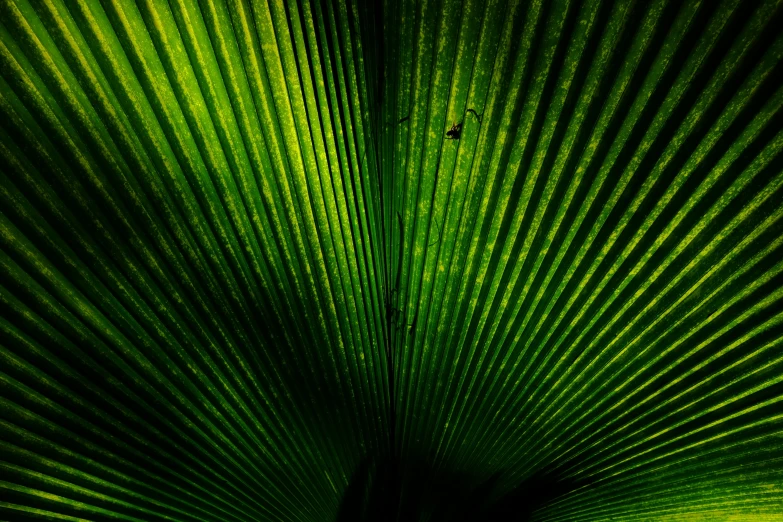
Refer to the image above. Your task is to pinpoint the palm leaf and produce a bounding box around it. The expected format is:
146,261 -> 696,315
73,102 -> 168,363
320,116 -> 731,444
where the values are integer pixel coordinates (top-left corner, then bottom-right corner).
1,0 -> 781,520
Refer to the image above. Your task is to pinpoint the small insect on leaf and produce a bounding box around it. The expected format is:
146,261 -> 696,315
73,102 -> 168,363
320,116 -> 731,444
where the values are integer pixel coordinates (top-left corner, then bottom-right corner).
445,122 -> 462,140
445,108 -> 482,140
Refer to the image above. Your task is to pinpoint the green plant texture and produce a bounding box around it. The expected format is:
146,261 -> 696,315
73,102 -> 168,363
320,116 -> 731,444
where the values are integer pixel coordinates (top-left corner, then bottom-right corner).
1,0 -> 782,520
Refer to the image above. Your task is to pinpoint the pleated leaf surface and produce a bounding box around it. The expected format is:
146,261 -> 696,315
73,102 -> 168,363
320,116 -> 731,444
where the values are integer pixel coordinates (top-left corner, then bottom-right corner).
1,0 -> 782,520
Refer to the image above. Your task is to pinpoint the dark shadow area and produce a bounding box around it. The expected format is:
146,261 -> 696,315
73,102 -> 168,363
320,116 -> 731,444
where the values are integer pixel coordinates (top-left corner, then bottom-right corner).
336,452 -> 592,522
